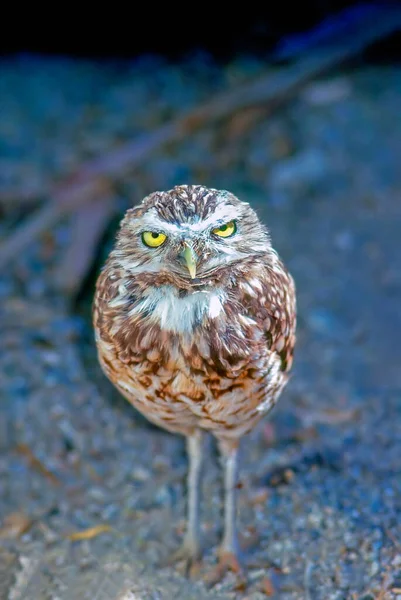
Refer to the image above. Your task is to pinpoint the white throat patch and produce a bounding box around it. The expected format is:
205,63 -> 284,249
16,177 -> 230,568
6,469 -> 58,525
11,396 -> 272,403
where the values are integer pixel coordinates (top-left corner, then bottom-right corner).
130,285 -> 225,333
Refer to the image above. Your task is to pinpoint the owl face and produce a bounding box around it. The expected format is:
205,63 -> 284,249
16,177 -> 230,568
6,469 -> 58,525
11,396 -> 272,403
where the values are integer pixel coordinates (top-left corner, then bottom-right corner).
115,185 -> 271,281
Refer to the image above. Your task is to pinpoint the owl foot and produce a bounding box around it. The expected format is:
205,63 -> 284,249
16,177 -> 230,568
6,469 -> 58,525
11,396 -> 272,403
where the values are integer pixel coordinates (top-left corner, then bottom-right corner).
204,549 -> 247,591
162,538 -> 202,578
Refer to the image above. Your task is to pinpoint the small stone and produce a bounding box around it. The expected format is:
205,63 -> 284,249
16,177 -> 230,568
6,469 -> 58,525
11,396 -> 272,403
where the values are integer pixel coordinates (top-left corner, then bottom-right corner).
154,485 -> 174,507
307,511 -> 323,528
369,561 -> 380,577
131,467 -> 150,482
153,455 -> 171,471
116,591 -> 140,600
392,555 -> 401,567
88,487 -> 107,502
248,488 -> 269,506
0,512 -> 33,538
38,522 -> 58,543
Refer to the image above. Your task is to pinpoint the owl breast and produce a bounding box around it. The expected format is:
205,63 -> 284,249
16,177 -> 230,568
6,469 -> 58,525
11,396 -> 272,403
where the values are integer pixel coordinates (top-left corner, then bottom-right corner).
127,284 -> 227,334
94,261 -> 296,440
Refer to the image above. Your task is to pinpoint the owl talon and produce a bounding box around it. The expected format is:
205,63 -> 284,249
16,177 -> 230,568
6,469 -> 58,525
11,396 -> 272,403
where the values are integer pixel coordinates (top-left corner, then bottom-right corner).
204,550 -> 247,590
162,539 -> 202,577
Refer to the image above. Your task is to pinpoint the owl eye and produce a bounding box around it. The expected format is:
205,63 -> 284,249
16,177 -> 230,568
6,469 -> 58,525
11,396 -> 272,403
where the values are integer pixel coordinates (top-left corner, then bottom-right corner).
141,231 -> 167,248
212,220 -> 237,238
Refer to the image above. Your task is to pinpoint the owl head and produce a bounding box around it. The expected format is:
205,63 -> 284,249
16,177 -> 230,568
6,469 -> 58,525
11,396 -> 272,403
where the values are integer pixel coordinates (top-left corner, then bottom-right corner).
113,185 -> 272,283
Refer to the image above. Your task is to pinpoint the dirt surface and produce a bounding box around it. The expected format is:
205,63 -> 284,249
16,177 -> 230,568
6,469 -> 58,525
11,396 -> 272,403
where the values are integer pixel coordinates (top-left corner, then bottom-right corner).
1,56 -> 401,599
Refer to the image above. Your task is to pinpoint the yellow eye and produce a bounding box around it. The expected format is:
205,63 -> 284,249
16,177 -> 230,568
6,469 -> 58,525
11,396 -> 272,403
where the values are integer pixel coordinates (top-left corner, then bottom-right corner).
142,231 -> 167,248
212,220 -> 237,238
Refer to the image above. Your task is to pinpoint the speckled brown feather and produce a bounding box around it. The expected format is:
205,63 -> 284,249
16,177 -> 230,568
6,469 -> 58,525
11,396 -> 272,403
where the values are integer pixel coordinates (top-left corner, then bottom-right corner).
93,185 -> 296,443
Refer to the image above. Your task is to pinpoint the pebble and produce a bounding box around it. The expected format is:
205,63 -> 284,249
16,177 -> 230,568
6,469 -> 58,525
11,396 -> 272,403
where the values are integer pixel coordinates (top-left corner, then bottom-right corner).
369,561 -> 380,577
87,487 -> 107,502
131,467 -> 151,482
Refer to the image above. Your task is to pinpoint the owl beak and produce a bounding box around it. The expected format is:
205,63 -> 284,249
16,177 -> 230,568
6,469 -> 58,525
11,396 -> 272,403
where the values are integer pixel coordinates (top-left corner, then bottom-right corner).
181,244 -> 197,279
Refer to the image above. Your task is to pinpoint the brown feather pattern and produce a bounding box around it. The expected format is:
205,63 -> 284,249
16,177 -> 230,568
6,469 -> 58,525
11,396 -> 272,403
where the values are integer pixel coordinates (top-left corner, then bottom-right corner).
93,185 -> 296,443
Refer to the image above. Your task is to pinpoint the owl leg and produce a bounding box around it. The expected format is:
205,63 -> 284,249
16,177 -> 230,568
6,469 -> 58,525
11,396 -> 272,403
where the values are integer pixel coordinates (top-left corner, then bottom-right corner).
166,429 -> 203,575
205,439 -> 247,589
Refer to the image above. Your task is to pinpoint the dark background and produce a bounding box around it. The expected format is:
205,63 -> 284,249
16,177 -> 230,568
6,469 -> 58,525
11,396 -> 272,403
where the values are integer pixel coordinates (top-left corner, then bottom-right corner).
2,1 -> 401,61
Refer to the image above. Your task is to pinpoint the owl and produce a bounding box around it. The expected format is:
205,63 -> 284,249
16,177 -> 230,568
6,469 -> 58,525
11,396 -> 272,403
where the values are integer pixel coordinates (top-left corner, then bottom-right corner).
93,184 -> 296,585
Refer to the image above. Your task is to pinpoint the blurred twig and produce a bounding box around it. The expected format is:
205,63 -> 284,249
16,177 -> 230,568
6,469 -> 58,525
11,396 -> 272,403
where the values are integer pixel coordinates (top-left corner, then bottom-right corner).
53,188 -> 115,299
0,178 -> 105,269
0,3 -> 400,284
66,524 -> 113,541
0,184 -> 48,208
15,443 -> 60,486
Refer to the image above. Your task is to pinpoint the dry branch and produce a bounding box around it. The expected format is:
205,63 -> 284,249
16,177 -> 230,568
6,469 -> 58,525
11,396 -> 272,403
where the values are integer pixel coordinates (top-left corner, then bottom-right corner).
15,443 -> 60,486
53,191 -> 115,299
0,184 -> 48,208
66,524 -> 113,541
1,4 -> 400,273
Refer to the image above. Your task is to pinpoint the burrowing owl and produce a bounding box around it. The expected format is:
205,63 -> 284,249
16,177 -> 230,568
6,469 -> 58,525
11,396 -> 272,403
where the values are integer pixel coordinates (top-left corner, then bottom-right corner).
93,184 -> 296,584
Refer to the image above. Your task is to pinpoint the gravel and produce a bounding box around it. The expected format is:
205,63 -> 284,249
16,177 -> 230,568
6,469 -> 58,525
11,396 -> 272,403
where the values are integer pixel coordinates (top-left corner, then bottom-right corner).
1,54 -> 401,599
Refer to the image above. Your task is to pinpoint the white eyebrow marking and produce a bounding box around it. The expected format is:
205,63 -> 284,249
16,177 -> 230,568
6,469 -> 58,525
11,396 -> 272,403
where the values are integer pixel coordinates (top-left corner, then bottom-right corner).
133,205 -> 243,236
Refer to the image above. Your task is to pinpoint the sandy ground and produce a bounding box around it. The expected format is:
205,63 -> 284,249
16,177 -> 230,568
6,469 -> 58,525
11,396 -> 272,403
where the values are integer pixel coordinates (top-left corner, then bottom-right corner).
1,57 -> 401,599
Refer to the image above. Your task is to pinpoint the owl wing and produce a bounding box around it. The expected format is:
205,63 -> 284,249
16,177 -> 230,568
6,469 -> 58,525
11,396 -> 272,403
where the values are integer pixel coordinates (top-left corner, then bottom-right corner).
239,259 -> 296,374
263,262 -> 296,373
